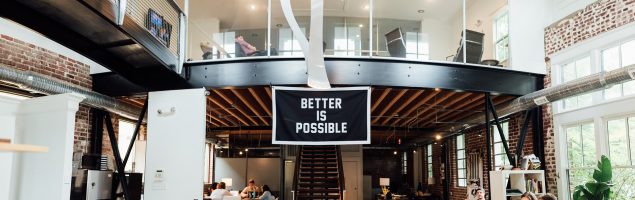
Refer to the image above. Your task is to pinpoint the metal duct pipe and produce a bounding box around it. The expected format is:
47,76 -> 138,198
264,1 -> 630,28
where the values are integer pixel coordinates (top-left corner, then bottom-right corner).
0,65 -> 142,119
435,64 -> 635,136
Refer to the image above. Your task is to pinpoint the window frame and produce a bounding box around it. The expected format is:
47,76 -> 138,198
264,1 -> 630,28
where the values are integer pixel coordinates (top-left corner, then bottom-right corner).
456,134 -> 467,187
117,119 -> 137,172
426,144 -> 433,183
491,120 -> 510,170
493,10 -> 509,62
601,39 -> 635,100
559,56 -> 593,111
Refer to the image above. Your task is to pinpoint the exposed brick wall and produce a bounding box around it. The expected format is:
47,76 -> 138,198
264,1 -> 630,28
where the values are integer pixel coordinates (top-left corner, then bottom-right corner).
0,34 -> 144,162
542,0 -> 635,196
544,0 -> 635,55
428,112 -> 536,200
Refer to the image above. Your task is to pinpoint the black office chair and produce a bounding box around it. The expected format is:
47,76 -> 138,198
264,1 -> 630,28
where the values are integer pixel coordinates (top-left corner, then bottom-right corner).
453,30 -> 485,64
385,28 -> 407,58
235,42 -> 247,57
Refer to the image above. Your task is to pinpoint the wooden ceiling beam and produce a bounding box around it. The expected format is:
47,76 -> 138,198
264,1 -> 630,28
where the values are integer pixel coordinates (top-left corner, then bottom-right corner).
390,90 -> 442,126
212,90 -> 260,126
231,89 -> 269,126
380,90 -> 424,125
411,92 -> 473,126
248,88 -> 272,116
207,101 -> 237,126
450,96 -> 514,124
207,96 -> 250,126
207,112 -> 230,127
371,88 -> 392,113
400,92 -> 457,127
420,93 -> 485,127
372,89 -> 408,125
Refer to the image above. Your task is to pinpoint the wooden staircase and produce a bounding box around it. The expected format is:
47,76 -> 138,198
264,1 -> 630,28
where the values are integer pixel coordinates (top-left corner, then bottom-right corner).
293,145 -> 345,200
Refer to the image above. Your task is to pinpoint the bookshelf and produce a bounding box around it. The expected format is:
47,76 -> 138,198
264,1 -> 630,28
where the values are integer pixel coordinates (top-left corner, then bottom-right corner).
489,170 -> 546,199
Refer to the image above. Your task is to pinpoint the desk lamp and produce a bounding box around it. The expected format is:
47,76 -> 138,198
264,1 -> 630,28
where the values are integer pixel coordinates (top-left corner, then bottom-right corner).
380,178 -> 390,195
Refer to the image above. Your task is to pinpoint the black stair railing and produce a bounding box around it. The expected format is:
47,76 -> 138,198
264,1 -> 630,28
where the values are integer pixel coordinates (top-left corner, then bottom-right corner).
336,145 -> 345,200
292,145 -> 302,200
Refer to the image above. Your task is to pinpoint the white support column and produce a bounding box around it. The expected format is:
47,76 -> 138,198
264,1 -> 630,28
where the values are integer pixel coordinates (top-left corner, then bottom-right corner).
11,93 -> 85,200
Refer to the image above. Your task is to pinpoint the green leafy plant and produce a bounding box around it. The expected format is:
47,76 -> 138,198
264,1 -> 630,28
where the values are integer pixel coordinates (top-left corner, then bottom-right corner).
573,155 -> 613,200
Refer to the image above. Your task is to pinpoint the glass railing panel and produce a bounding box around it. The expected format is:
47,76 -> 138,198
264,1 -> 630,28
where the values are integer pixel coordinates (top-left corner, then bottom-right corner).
465,0 -> 509,67
372,0 -> 464,63
187,0 -> 269,61
270,0 -> 310,57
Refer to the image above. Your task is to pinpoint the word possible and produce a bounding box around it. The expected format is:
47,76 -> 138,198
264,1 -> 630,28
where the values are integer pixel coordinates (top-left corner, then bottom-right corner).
296,98 -> 347,134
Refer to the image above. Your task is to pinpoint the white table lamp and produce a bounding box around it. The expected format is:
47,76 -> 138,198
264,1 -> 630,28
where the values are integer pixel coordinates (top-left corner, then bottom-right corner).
379,178 -> 390,195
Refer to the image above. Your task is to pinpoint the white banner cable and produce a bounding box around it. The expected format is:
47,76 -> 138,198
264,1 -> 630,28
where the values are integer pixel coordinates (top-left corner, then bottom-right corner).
280,0 -> 331,89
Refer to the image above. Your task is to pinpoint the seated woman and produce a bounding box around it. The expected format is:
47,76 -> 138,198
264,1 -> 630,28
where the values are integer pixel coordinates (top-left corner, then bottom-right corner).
521,192 -> 538,200
258,185 -> 275,200
210,182 -> 232,199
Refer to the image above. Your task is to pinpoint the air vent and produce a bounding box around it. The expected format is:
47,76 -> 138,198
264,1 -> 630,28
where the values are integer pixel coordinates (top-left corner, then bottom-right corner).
533,96 -> 550,105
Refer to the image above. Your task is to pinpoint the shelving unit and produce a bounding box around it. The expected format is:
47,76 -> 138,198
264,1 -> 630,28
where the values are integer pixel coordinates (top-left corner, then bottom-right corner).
489,170 -> 545,199
0,139 -> 48,153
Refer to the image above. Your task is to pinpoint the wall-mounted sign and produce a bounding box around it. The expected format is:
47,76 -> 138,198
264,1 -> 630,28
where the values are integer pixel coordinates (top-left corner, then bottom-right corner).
272,86 -> 370,145
145,9 -> 172,48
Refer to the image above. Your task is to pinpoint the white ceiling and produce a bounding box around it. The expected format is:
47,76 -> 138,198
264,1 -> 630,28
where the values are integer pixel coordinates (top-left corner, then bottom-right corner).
189,0 -> 466,30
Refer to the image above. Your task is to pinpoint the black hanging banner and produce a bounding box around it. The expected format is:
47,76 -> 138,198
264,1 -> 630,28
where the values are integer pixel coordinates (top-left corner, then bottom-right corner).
272,86 -> 371,145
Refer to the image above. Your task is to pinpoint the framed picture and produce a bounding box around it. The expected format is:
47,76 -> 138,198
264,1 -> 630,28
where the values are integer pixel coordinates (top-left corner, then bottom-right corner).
145,9 -> 172,48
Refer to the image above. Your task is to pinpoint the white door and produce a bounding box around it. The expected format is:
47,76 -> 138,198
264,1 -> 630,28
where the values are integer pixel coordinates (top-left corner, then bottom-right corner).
343,161 -> 358,200
144,88 -> 207,200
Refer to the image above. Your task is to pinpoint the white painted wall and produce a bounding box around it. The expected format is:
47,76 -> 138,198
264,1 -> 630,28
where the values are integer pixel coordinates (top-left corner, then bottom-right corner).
0,17 -> 109,74
214,158 -> 281,191
421,18 -> 456,61
0,96 -> 20,200
465,0 -> 508,62
508,0 -> 548,74
5,93 -> 84,200
144,88 -> 207,200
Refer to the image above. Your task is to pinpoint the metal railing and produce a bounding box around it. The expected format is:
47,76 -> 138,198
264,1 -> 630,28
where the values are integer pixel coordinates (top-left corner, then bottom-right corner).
292,145 -> 302,200
336,145 -> 346,200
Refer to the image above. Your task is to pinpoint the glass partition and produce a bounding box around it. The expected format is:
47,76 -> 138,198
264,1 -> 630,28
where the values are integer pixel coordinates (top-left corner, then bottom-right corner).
187,0 -> 268,61
466,0 -> 509,67
187,0 -> 471,63
372,0 -> 464,62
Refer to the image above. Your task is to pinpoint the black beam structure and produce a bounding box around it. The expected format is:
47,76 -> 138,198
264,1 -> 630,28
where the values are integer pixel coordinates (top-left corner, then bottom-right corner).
123,98 -> 148,167
442,140 -> 451,200
90,109 -> 106,155
279,145 -> 285,200
532,107 -> 546,168
514,110 -> 532,164
486,96 -> 515,167
104,113 -> 131,200
484,93 -> 492,198
186,57 -> 544,96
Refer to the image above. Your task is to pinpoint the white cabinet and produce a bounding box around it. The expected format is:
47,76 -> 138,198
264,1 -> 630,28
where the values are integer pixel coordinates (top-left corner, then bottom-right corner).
489,170 -> 546,199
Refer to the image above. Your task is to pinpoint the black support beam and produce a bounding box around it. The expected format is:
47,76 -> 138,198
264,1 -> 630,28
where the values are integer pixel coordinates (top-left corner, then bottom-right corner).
104,113 -> 130,200
486,96 -> 515,167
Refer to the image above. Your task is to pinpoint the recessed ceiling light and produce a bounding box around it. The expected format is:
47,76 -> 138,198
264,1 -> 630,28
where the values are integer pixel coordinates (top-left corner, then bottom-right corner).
356,34 -> 360,37
363,5 -> 369,10
358,24 -> 364,28
250,5 -> 256,11
418,10 -> 425,13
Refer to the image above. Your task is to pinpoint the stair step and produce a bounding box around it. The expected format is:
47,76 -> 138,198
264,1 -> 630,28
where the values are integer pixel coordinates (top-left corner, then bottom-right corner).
301,163 -> 337,167
302,154 -> 337,158
299,177 -> 338,182
302,149 -> 336,153
297,195 -> 340,200
299,182 -> 339,187
301,158 -> 337,162
298,188 -> 340,193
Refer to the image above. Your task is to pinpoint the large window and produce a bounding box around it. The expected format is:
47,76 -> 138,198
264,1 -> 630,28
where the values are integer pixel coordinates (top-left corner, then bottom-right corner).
456,134 -> 467,187
279,28 -> 305,56
565,122 -> 596,198
402,151 -> 408,175
494,11 -> 509,62
561,57 -> 593,110
426,144 -> 433,182
492,121 -> 510,170
606,116 -> 635,199
405,32 -> 430,60
602,40 -> 635,99
117,120 -> 136,172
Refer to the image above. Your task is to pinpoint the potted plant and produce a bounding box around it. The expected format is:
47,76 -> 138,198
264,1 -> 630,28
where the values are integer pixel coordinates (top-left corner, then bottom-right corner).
573,155 -> 613,200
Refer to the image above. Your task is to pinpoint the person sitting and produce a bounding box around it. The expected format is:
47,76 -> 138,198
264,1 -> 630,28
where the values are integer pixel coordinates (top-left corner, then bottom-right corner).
240,179 -> 262,198
539,193 -> 557,200
235,36 -> 265,57
521,192 -> 538,200
258,185 -> 275,200
210,182 -> 232,200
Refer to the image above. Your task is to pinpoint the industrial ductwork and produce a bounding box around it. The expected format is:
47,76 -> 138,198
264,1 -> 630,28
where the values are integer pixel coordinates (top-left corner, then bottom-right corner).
437,63 -> 635,136
0,65 -> 142,119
